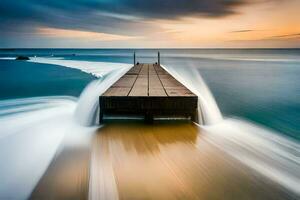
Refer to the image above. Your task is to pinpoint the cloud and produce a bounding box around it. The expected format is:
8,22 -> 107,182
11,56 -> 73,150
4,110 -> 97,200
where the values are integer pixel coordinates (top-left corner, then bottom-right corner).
0,0 -> 253,36
269,33 -> 300,38
227,33 -> 300,43
36,27 -> 139,41
230,29 -> 255,33
0,0 -> 249,20
0,0 -> 282,47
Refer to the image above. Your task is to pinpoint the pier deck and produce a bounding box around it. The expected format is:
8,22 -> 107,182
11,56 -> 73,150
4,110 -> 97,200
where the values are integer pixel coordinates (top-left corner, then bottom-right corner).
99,63 -> 198,123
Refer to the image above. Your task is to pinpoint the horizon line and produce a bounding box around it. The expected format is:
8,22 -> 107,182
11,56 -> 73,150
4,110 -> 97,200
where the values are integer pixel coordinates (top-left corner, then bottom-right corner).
1,47 -> 300,50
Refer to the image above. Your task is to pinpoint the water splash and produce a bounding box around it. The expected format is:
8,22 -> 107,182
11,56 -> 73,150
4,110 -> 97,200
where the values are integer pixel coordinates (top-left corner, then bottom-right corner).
29,57 -> 132,126
29,57 -> 129,78
202,119 -> 300,195
162,64 -> 223,125
3,58 -> 298,196
0,97 -> 76,199
74,66 -> 131,126
162,62 -> 299,195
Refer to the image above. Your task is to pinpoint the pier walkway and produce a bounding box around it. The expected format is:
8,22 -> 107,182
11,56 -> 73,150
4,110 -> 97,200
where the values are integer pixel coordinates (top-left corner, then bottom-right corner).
100,56 -> 198,123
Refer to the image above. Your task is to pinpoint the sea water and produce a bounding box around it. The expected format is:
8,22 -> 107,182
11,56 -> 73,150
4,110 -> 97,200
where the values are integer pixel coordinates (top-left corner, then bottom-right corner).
0,48 -> 299,198
1,48 -> 298,139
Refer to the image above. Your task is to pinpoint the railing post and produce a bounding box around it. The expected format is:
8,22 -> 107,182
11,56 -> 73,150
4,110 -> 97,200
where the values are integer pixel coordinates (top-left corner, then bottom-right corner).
158,51 -> 160,66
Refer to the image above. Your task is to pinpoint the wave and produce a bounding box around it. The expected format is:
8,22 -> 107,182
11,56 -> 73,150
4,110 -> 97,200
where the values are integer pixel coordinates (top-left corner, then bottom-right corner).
162,62 -> 299,195
202,118 -> 300,195
0,97 -> 76,199
162,64 -> 223,125
74,66 -> 131,126
29,57 -> 131,78
161,53 -> 300,63
29,57 -> 132,126
0,58 -> 298,197
0,57 -> 16,60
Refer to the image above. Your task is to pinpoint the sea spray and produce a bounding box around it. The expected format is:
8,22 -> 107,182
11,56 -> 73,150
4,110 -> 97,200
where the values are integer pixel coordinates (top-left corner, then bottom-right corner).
21,57 -> 300,195
29,57 -> 132,126
163,62 -> 300,195
0,97 -> 76,199
29,57 -> 131,78
202,119 -> 300,195
74,66 -> 131,126
162,64 -> 223,125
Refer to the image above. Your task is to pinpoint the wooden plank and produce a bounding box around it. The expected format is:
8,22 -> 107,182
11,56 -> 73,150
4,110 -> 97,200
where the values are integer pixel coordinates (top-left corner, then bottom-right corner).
129,78 -> 148,96
111,75 -> 137,88
154,64 -> 168,75
149,64 -> 167,96
128,64 -> 149,96
149,88 -> 167,96
128,64 -> 148,96
165,89 -> 195,97
126,64 -> 142,75
103,87 -> 131,96
139,64 -> 148,75
148,64 -> 157,75
159,77 -> 185,88
149,75 -> 162,88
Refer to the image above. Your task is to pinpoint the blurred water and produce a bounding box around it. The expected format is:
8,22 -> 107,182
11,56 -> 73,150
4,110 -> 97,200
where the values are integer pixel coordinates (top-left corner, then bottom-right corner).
2,48 -> 299,139
0,49 -> 299,198
0,97 -> 76,199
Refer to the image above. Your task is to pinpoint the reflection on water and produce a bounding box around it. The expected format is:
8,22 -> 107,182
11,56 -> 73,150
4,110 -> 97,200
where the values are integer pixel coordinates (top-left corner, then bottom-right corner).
30,124 -> 95,200
88,122 -> 292,200
98,122 -> 199,153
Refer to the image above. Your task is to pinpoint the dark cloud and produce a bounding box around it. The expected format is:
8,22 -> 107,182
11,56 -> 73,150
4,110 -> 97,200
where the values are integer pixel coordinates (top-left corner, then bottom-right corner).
230,29 -> 254,33
0,0 -> 269,47
270,33 -> 300,38
0,0 -> 250,32
1,0 -> 248,19
0,0 -> 151,36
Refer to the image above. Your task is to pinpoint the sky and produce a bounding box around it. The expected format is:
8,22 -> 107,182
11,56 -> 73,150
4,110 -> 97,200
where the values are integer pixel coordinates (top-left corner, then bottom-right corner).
0,0 -> 299,48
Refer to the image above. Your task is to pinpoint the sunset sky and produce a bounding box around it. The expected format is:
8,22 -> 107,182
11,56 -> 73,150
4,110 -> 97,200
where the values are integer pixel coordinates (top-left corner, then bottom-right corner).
0,0 -> 299,48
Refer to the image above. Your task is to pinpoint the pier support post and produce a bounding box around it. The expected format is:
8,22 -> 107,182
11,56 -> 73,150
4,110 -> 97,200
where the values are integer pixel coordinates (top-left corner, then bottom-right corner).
145,113 -> 153,124
134,52 -> 136,65
99,98 -> 104,124
158,51 -> 160,66
191,109 -> 199,123
99,112 -> 103,124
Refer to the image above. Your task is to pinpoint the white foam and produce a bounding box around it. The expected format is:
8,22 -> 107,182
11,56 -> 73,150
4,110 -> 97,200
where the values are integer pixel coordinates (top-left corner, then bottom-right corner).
12,57 -> 133,126
0,97 -> 77,199
74,66 -> 131,126
28,57 -> 132,126
2,57 -> 299,197
29,57 -> 131,78
201,119 -> 300,195
162,53 -> 300,63
0,57 -> 16,60
162,64 -> 223,125
162,62 -> 300,195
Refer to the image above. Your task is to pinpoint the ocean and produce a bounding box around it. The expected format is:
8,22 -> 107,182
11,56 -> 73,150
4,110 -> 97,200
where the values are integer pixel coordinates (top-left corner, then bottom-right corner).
1,48 -> 299,139
0,49 -> 299,199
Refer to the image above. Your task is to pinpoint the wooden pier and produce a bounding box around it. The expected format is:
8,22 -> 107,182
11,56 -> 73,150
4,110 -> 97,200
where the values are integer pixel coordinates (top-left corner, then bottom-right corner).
99,53 -> 198,123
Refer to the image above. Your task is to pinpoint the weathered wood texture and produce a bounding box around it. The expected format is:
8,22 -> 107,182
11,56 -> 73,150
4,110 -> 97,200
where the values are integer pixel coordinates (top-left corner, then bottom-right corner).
100,63 -> 198,122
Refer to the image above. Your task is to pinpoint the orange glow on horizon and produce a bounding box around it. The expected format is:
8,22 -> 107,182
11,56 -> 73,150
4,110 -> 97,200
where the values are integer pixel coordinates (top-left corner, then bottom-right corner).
149,0 -> 300,47
34,0 -> 300,48
37,27 -> 138,41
